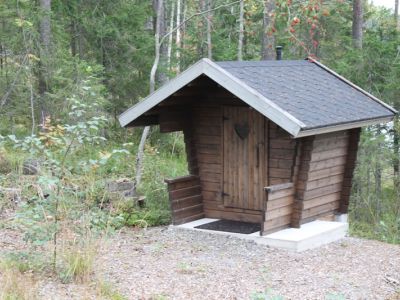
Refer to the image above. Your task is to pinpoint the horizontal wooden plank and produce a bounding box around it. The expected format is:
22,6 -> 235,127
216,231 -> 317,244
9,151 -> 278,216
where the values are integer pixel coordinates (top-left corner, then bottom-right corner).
308,164 -> 346,181
195,135 -> 221,145
198,172 -> 221,183
268,187 -> 294,201
195,144 -> 220,154
204,209 -> 262,223
302,201 -> 340,219
265,205 -> 292,221
309,156 -> 347,172
200,181 -> 221,192
306,174 -> 344,191
173,203 -> 204,219
173,212 -> 205,225
202,190 -> 222,202
303,192 -> 341,210
270,139 -> 296,150
197,162 -> 222,173
263,214 -> 291,232
194,126 -> 222,136
203,200 -> 262,215
265,182 -> 294,192
171,195 -> 203,210
165,175 -> 199,185
266,195 -> 295,211
169,185 -> 202,200
197,153 -> 221,164
304,183 -> 342,200
269,148 -> 296,159
269,158 -> 294,169
311,147 -> 348,162
269,167 -> 292,179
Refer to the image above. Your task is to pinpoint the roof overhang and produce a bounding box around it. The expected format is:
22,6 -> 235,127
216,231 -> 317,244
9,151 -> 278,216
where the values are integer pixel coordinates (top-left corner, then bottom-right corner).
119,58 -> 397,138
119,58 -> 305,136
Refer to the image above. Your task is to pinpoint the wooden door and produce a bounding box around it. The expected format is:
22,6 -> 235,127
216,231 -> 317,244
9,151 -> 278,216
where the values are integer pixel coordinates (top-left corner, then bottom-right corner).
222,106 -> 265,210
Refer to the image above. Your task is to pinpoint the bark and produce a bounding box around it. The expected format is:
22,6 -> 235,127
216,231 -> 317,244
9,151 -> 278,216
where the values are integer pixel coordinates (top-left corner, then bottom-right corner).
394,117 -> 400,189
206,0 -> 212,59
154,0 -> 168,84
176,0 -> 181,72
198,0 -> 206,57
352,0 -> 363,49
134,0 -> 163,192
238,0 -> 244,61
38,0 -> 51,123
396,0 -> 399,30
167,2 -> 175,69
261,0 -> 275,60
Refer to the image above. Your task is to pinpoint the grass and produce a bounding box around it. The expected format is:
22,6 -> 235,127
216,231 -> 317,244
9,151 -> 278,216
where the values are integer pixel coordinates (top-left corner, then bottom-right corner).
97,280 -> 128,300
0,263 -> 38,300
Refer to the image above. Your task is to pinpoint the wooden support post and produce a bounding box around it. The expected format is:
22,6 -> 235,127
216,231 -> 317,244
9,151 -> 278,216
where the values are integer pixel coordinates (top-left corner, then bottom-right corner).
339,128 -> 361,213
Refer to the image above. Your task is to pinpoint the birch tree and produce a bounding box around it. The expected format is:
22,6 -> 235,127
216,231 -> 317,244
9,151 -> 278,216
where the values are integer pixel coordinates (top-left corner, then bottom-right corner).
238,0 -> 244,61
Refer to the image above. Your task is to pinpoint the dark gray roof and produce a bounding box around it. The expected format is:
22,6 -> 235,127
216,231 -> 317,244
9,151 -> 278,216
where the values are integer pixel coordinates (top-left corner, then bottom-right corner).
216,60 -> 395,130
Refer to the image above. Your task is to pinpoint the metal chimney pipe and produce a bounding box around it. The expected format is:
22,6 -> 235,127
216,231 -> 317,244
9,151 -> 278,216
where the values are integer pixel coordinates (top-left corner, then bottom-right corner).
276,46 -> 283,60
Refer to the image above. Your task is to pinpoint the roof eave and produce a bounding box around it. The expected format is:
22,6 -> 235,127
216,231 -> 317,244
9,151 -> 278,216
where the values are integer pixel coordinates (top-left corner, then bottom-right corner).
119,58 -> 306,136
308,57 -> 398,115
295,115 -> 395,138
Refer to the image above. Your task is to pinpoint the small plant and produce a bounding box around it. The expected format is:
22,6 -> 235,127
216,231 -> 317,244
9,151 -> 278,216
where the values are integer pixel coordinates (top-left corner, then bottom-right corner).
97,280 -> 128,300
250,289 -> 284,300
59,242 -> 96,283
0,262 -> 38,300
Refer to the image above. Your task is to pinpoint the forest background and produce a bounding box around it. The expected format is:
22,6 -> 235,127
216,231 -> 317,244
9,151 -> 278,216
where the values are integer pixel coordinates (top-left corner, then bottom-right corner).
0,0 -> 399,291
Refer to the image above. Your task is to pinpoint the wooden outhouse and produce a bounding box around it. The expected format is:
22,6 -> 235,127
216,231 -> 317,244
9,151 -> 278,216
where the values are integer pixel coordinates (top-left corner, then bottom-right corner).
119,58 -> 397,235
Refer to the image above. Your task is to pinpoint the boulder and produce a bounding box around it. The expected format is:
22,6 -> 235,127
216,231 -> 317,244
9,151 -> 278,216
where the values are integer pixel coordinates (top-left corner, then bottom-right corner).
23,159 -> 41,175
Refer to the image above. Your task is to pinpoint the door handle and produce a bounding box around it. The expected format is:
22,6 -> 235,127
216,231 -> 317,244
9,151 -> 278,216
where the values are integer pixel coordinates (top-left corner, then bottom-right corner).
256,145 -> 260,168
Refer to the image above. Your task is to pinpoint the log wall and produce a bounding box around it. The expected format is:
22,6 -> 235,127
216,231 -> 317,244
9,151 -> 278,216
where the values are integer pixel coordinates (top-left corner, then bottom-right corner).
165,175 -> 204,225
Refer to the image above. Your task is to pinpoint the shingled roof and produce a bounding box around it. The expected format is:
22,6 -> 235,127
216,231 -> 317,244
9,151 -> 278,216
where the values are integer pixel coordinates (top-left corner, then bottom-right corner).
119,58 -> 396,137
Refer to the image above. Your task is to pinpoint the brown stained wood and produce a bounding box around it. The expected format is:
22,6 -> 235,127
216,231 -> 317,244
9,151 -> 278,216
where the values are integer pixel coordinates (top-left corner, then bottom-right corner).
306,174 -> 344,191
269,167 -> 293,179
171,195 -> 203,210
174,203 -> 204,219
302,201 -> 340,220
222,106 -> 265,211
200,181 -> 221,192
265,205 -> 293,221
309,156 -> 347,172
194,125 -> 222,136
308,164 -> 346,181
310,147 -> 348,162
165,175 -> 200,190
302,192 -> 341,210
173,212 -> 206,225
204,209 -> 263,223
291,137 -> 314,228
197,153 -> 221,164
265,182 -> 294,192
262,214 -> 292,234
340,128 -> 361,213
267,187 -> 294,201
169,185 -> 202,199
266,195 -> 295,210
203,200 -> 262,214
202,190 -> 222,202
303,182 -> 343,200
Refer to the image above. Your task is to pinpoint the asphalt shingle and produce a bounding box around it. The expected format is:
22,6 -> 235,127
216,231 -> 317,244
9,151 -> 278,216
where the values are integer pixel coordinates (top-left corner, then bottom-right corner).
216,60 -> 394,129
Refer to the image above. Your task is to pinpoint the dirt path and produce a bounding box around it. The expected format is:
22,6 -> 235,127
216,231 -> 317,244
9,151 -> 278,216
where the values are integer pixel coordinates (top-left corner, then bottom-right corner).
96,227 -> 400,300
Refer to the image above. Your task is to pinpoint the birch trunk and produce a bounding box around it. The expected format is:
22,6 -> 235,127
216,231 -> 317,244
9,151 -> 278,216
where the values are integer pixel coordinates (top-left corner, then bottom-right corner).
38,0 -> 51,123
238,0 -> 244,61
167,2 -> 175,70
395,0 -> 399,30
134,0 -> 163,192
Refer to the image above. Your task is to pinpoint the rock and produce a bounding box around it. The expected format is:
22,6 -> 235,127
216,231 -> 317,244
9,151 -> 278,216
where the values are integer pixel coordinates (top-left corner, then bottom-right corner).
106,179 -> 135,192
23,159 -> 41,175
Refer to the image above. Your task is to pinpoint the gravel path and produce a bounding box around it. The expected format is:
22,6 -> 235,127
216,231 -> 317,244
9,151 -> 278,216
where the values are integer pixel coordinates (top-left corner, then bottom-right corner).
97,226 -> 400,300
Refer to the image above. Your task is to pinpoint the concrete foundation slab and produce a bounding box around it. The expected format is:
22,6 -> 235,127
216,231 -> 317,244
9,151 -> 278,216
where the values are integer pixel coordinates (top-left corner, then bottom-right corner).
173,217 -> 348,252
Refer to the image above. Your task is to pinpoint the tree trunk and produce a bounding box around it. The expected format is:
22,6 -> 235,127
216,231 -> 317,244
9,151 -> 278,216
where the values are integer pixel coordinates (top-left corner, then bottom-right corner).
352,0 -> 363,49
167,2 -> 175,70
134,0 -> 163,193
238,0 -> 244,61
206,0 -> 212,59
261,0 -> 275,60
395,0 -> 399,30
38,0 -> 51,124
176,0 -> 181,72
394,117 -> 400,190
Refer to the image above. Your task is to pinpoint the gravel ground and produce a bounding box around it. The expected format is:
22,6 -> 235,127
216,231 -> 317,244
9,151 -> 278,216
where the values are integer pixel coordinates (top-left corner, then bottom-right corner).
97,226 -> 400,300
1,224 -> 399,299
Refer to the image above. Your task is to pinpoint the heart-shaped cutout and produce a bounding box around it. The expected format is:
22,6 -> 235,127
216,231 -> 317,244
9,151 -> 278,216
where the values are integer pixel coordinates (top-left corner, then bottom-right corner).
234,123 -> 249,139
